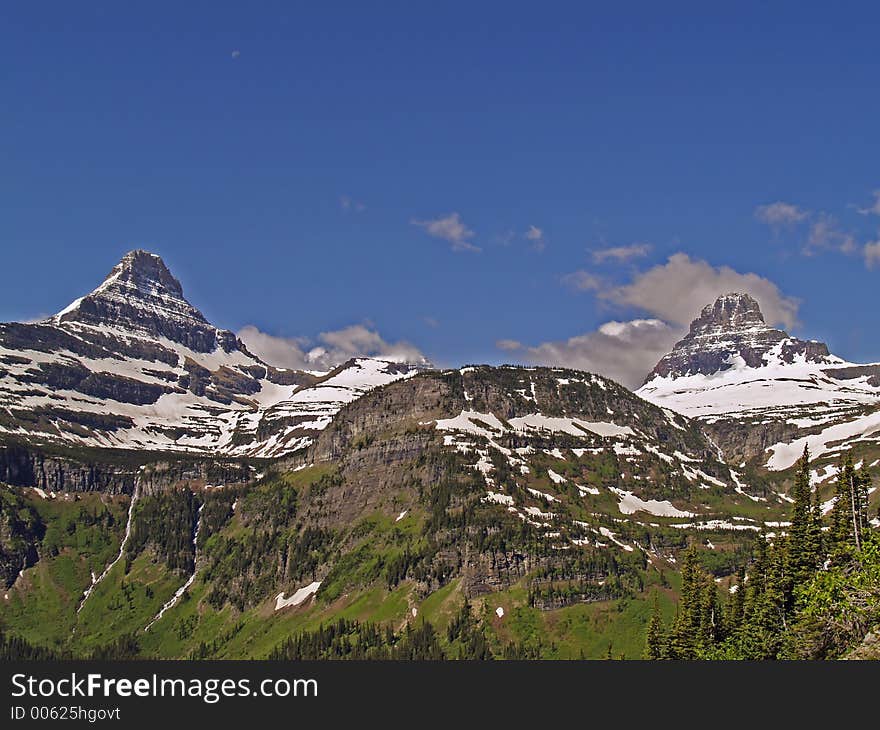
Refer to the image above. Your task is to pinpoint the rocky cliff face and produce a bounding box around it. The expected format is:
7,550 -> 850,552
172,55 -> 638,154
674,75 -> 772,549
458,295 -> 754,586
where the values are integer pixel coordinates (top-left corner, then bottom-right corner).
646,293 -> 831,381
0,488 -> 42,589
312,365 -> 708,463
0,445 -> 138,495
0,444 -> 258,497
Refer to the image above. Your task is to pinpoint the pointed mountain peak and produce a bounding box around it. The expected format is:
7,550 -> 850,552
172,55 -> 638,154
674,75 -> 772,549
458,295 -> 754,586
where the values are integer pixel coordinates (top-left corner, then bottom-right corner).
53,250 -> 236,353
108,249 -> 184,295
682,292 -> 772,344
693,293 -> 765,332
57,249 -> 204,323
644,292 -> 831,382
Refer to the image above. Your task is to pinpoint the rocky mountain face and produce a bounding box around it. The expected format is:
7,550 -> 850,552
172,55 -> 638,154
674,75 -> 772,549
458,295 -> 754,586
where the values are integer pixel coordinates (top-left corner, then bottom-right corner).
304,364 -> 750,527
258,365 -> 765,601
0,444 -> 139,495
0,488 -> 42,589
646,293 -> 832,381
53,250 -> 237,353
0,251 -> 424,458
638,293 -> 880,486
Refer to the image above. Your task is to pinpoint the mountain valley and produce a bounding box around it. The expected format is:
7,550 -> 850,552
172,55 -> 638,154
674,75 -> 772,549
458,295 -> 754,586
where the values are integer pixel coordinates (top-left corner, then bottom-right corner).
2,252 -> 878,660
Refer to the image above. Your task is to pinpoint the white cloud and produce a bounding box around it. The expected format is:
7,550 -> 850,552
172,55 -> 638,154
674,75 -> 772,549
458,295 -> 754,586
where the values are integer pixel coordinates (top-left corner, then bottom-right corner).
237,327 -> 311,369
316,325 -> 427,365
561,270 -> 604,292
496,338 -> 523,351
524,225 -> 546,252
754,192 -> 879,266
754,201 -> 809,228
498,319 -> 679,389
857,190 -> 880,217
591,243 -> 651,264
238,324 -> 429,371
340,195 -> 367,213
231,50 -> 241,59
805,214 -> 857,256
492,229 -> 516,246
864,240 -> 880,269
511,253 -> 799,386
411,212 -> 480,252
595,253 -> 800,329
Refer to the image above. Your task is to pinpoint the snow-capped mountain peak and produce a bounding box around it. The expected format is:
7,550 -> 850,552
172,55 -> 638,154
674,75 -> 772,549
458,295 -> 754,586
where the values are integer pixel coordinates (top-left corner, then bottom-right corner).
52,250 -> 237,353
637,292 -> 880,474
1,251 -> 426,457
645,292 -> 832,382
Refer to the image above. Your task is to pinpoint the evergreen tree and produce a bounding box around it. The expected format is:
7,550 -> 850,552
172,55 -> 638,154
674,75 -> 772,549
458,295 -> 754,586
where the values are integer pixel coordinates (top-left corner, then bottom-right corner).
661,546 -> 723,658
644,591 -> 664,660
733,533 -> 785,659
830,455 -> 856,554
809,472 -> 824,566
653,447 -> 876,661
787,446 -> 819,584
830,456 -> 873,555
727,567 -> 745,632
697,569 -> 722,650
854,464 -> 872,546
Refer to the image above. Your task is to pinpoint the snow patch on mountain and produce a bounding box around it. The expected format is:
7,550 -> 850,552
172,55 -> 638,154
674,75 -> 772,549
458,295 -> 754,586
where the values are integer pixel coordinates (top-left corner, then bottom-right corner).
609,487 -> 694,518
766,410 -> 880,470
638,352 -> 880,420
508,414 -> 634,438
546,469 -> 567,485
275,581 -> 321,611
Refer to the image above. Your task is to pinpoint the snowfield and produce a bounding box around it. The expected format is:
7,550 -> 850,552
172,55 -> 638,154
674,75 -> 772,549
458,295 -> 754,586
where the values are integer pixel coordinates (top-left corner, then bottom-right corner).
638,346 -> 880,420
765,409 -> 880,470
638,337 -> 880,473
547,469 -> 567,485
609,487 -> 694,518
275,581 -> 322,611
509,413 -> 634,438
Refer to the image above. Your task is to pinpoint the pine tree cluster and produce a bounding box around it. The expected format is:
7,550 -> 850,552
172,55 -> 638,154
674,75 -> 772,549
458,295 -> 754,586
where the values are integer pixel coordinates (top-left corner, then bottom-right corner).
645,447 -> 880,660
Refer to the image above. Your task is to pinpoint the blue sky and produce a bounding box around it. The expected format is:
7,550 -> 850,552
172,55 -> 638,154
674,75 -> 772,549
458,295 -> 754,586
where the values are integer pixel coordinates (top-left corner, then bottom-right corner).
2,2 -> 879,384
